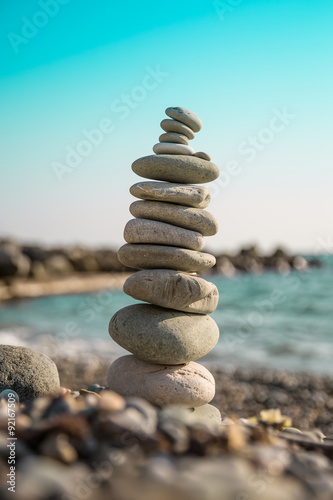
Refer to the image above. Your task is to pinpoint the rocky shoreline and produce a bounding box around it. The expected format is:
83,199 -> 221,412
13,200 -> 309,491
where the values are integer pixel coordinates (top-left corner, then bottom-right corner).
0,239 -> 322,301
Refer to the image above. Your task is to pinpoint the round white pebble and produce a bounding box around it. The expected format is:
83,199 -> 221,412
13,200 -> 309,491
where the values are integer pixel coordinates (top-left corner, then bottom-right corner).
153,143 -> 194,155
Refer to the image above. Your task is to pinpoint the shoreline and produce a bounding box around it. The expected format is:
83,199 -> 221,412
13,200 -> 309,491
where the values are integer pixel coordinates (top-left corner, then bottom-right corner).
0,238 -> 324,302
0,272 -> 131,302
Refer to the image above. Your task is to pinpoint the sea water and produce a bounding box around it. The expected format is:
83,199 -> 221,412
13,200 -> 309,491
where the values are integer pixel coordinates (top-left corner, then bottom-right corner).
0,255 -> 332,374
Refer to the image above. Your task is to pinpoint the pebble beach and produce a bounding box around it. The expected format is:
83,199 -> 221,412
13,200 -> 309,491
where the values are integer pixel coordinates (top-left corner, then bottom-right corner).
1,357 -> 333,500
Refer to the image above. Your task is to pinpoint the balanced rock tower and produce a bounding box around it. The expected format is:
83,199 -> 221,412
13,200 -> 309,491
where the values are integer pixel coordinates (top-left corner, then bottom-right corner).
107,107 -> 221,420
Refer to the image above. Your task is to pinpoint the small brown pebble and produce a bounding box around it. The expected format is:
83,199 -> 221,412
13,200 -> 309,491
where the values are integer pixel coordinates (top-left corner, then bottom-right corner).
193,151 -> 211,161
15,414 -> 32,431
40,432 -> 78,464
58,387 -> 70,396
97,390 -> 126,412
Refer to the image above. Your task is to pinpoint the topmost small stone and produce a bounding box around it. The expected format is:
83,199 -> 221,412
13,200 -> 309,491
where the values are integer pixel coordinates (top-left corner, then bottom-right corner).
165,107 -> 202,133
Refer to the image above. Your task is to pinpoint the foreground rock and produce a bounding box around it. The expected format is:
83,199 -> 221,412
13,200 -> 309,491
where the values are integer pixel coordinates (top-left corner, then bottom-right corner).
107,355 -> 215,407
0,345 -> 60,401
109,304 -> 219,364
123,269 -> 219,314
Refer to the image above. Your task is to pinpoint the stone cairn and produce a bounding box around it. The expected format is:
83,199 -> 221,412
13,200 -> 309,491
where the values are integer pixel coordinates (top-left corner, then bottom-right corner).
107,107 -> 221,421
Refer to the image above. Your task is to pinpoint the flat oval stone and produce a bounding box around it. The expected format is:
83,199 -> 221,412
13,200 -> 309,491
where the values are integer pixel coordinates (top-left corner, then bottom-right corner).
109,304 -> 219,365
130,181 -> 211,209
124,219 -> 205,251
165,107 -> 202,132
193,151 -> 211,161
130,200 -> 218,236
159,132 -> 189,145
118,244 -> 216,272
107,355 -> 215,407
132,155 -> 219,184
160,119 -> 195,139
190,404 -> 221,423
123,270 -> 219,314
153,143 -> 194,155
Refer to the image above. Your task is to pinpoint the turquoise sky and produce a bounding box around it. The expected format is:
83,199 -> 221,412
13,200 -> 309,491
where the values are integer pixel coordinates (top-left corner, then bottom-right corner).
1,0 -> 332,252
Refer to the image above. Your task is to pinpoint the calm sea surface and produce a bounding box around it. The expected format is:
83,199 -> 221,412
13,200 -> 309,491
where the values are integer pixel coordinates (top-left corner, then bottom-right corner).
0,256 -> 332,374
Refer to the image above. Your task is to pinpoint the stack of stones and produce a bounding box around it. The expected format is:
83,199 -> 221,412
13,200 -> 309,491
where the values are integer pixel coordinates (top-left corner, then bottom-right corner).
107,107 -> 221,422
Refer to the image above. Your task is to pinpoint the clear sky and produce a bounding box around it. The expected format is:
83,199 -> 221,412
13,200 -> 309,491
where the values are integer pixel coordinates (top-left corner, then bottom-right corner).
1,0 -> 332,253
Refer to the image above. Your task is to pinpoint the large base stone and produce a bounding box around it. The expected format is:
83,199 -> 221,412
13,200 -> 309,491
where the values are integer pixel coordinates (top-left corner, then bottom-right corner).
107,355 -> 215,407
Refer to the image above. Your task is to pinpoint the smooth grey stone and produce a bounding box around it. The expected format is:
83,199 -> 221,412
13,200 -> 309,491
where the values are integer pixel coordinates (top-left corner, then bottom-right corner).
130,200 -> 218,236
118,244 -> 216,272
159,132 -> 189,145
190,404 -> 222,424
0,345 -> 60,402
124,219 -> 205,251
123,270 -> 219,314
132,154 -> 219,184
107,355 -> 215,407
193,151 -> 211,161
130,181 -> 211,209
153,143 -> 194,155
165,107 -> 202,132
160,119 -> 195,139
109,304 -> 219,365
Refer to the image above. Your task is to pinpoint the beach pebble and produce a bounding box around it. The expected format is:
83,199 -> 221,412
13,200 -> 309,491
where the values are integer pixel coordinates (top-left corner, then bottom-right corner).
118,244 -> 216,272
160,119 -> 195,139
132,154 -> 219,184
109,304 -> 219,365
97,390 -> 126,412
126,397 -> 158,433
58,387 -> 70,396
159,132 -> 189,145
123,269 -> 219,314
40,433 -> 78,464
165,107 -> 203,132
193,151 -> 211,161
0,345 -> 60,402
107,355 -> 215,407
124,218 -> 205,251
190,404 -> 222,424
153,142 -> 194,155
130,181 -> 211,209
130,200 -> 218,236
